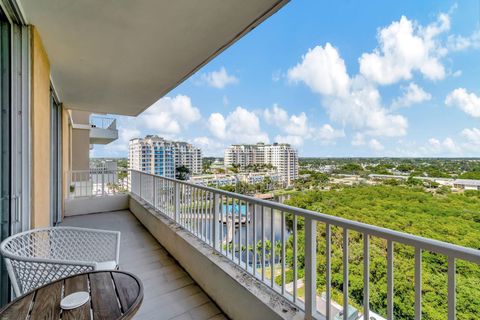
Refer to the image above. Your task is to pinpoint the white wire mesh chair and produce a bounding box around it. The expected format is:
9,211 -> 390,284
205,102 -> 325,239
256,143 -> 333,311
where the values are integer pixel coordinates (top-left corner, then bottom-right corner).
0,226 -> 121,296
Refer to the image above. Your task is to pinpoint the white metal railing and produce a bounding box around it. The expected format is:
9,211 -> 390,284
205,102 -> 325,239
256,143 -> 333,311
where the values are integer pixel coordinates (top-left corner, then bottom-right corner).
129,169 -> 479,320
89,116 -> 116,130
68,169 -> 129,198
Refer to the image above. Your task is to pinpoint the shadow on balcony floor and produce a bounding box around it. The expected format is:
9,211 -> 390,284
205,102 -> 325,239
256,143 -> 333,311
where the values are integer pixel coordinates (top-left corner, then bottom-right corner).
62,210 -> 227,320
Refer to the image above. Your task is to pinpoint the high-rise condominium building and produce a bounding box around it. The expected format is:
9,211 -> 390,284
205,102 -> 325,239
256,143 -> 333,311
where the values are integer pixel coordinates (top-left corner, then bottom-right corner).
129,135 -> 202,178
224,142 -> 299,185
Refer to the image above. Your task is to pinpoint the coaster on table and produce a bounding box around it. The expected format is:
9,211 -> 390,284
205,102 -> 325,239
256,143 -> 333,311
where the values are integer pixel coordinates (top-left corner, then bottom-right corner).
60,291 -> 90,310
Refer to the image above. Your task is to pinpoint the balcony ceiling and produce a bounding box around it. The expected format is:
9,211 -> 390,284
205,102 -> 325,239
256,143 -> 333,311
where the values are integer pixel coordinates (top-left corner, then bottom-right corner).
19,0 -> 288,116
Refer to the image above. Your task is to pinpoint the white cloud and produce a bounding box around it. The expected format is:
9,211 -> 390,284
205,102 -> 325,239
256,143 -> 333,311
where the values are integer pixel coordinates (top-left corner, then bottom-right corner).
452,70 -> 462,77
288,13 -> 453,139
263,105 -> 308,144
391,82 -> 432,108
264,104 -> 343,146
423,137 -> 461,155
314,124 -> 345,144
207,107 -> 269,144
351,133 -> 366,146
288,44 -> 408,138
461,128 -> 480,146
263,104 -> 289,126
392,137 -> 465,157
207,113 -> 227,140
445,88 -> 480,118
325,78 -> 408,137
274,135 -> 304,147
288,43 -> 350,96
191,136 -> 225,156
284,113 -> 309,136
447,30 -> 480,51
222,95 -> 229,106
138,95 -> 201,134
200,67 -> 238,89
359,14 -> 449,85
272,70 -> 282,82
369,139 -> 384,151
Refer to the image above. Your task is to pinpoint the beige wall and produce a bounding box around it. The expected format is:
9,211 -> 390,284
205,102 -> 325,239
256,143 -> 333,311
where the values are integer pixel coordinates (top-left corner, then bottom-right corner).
70,110 -> 91,171
31,26 -> 51,228
71,128 -> 90,171
70,110 -> 91,125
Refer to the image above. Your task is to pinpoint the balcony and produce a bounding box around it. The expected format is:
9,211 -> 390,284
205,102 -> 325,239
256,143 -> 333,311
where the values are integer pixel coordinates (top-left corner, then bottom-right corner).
63,169 -> 480,320
89,116 -> 119,145
61,210 -> 226,319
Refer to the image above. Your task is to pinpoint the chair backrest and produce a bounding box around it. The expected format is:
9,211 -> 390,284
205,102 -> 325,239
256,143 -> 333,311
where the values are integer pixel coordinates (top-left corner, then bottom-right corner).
0,227 -> 97,296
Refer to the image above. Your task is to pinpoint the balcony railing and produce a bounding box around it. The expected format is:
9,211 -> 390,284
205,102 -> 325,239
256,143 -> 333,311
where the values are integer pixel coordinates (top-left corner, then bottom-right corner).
128,170 -> 480,320
68,169 -> 129,197
89,116 -> 116,130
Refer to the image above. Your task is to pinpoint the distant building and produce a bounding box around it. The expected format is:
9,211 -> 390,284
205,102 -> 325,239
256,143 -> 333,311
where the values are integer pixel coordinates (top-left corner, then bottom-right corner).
224,142 -> 299,185
453,179 -> 480,190
129,135 -> 202,178
210,158 -> 225,171
188,172 -> 281,187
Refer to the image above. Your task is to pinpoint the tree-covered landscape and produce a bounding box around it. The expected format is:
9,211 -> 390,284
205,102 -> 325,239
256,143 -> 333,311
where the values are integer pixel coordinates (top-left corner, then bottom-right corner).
281,185 -> 480,320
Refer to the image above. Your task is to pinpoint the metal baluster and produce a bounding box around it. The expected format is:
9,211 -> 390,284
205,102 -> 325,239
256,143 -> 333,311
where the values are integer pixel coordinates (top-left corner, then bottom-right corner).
281,211 -> 285,295
152,175 -> 156,208
343,228 -> 349,320
203,190 -> 207,241
363,233 -> 370,320
220,195 -> 224,254
139,172 -> 142,199
201,190 -> 207,242
387,240 -> 394,320
226,196 -> 230,256
261,205 -> 265,282
252,204 -> 257,276
293,215 -> 298,303
305,217 -> 317,319
326,223 -> 331,319
270,207 -> 275,288
232,198 -> 235,261
195,188 -> 199,237
238,199 -> 242,265
415,248 -> 422,320
213,192 -> 219,248
448,256 -> 456,320
245,201 -> 249,270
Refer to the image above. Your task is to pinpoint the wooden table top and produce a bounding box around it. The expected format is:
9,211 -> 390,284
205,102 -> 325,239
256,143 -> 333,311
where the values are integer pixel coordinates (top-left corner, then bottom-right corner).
0,270 -> 143,320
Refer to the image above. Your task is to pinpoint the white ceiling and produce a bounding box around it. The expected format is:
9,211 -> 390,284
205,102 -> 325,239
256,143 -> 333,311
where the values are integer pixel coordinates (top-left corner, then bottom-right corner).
19,0 -> 288,116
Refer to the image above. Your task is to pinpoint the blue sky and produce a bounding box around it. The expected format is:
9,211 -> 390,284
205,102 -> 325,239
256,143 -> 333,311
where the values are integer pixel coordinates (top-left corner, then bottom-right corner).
92,0 -> 480,158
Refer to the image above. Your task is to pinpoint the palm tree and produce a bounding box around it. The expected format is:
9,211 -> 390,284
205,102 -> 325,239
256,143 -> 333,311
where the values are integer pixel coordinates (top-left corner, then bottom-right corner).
175,165 -> 190,180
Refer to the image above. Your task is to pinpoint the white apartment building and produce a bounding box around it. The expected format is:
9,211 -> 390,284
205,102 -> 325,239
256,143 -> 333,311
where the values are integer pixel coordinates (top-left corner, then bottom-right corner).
174,141 -> 202,175
224,142 -> 299,185
129,136 -> 202,178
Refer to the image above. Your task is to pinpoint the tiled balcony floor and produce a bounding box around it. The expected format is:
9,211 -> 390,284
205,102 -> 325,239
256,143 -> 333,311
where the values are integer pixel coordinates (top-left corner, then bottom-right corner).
62,210 -> 227,320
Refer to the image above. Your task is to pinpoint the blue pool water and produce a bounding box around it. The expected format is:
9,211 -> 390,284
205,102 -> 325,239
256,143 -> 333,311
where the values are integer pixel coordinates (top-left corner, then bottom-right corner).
222,204 -> 247,216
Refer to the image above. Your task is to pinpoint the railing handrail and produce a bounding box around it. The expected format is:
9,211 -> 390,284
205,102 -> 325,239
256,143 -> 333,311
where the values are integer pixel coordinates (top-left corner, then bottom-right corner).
129,169 -> 480,264
70,168 -> 128,173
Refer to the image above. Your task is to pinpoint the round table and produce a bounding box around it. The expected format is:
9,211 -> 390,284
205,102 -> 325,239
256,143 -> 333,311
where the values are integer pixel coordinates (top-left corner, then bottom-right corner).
0,270 -> 143,320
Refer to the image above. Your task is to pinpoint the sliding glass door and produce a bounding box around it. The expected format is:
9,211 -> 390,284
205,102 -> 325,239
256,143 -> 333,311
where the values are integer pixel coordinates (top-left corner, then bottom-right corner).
0,7 -> 11,305
50,91 -> 62,225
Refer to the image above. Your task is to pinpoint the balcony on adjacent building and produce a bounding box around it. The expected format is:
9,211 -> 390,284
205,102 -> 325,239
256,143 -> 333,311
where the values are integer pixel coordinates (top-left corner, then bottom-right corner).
89,116 -> 119,145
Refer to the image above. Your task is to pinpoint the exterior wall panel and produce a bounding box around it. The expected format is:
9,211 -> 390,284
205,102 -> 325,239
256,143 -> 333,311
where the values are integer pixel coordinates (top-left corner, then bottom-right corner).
30,26 -> 51,228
